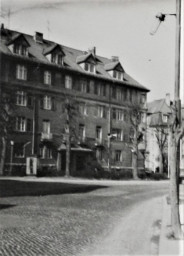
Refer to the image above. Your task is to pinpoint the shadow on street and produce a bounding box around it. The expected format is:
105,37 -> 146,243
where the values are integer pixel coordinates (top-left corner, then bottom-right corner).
0,180 -> 107,197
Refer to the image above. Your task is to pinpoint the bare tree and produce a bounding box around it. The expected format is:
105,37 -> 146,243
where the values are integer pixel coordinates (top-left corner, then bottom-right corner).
0,91 -> 15,175
154,127 -> 168,174
128,104 -> 145,180
61,96 -> 80,177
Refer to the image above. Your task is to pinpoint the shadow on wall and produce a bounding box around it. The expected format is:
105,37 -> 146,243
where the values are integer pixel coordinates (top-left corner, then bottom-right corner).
0,180 -> 107,197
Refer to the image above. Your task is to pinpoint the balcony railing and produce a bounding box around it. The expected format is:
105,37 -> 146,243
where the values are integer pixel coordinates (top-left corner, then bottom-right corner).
41,133 -> 53,141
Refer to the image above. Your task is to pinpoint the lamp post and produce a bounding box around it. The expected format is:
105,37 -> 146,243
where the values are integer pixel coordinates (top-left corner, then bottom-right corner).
10,140 -> 14,174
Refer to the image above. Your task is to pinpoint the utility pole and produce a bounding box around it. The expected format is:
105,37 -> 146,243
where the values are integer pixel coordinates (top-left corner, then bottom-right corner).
151,0 -> 183,238
169,0 -> 182,238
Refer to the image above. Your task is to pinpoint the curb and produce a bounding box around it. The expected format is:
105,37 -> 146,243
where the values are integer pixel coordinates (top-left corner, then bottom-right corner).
159,196 -> 184,256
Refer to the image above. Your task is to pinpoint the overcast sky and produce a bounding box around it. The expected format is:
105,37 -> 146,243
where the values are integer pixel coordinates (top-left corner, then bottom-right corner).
0,0 -> 180,102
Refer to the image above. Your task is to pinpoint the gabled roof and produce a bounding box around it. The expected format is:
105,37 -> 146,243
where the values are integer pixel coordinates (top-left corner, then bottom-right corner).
147,99 -> 172,114
149,113 -> 164,127
6,33 -> 30,47
43,43 -> 65,56
147,98 -> 172,127
104,61 -> 124,72
76,52 -> 96,64
0,27 -> 150,92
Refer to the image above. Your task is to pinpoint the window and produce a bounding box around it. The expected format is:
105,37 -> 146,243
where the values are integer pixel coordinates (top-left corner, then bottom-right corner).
96,148 -> 103,161
140,94 -> 146,104
141,112 -> 146,123
16,91 -> 27,106
95,83 -> 106,96
44,71 -> 52,85
16,65 -> 27,80
112,87 -> 117,99
51,53 -> 62,65
13,44 -> 28,56
40,146 -> 52,159
79,124 -> 85,140
14,143 -> 25,158
65,75 -> 72,89
112,129 -> 123,141
42,120 -> 50,134
113,70 -> 123,80
115,150 -> 122,162
162,114 -> 168,123
117,88 -> 123,101
16,117 -> 26,132
84,62 -> 95,73
112,108 -> 124,121
116,109 -> 124,121
43,96 -> 52,110
80,80 -> 90,93
96,105 -> 106,118
27,119 -> 32,132
96,126 -> 102,142
79,103 -> 88,115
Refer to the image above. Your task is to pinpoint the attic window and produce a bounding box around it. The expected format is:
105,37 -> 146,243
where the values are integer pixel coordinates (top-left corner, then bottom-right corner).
51,53 -> 63,65
162,114 -> 168,123
84,63 -> 95,73
113,70 -> 123,81
13,44 -> 28,56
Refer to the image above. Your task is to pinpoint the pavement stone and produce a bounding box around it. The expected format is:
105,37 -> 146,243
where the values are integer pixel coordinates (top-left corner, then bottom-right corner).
159,194 -> 184,256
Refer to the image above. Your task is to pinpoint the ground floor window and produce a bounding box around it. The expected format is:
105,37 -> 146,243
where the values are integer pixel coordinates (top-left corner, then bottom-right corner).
40,146 -> 52,159
14,143 -> 25,158
96,148 -> 103,161
115,150 -> 122,162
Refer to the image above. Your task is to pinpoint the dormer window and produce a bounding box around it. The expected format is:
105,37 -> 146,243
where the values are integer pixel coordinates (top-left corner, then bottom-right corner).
84,62 -> 95,73
13,44 -> 28,56
43,44 -> 65,66
51,53 -> 63,65
113,70 -> 123,80
76,52 -> 96,74
7,34 -> 30,57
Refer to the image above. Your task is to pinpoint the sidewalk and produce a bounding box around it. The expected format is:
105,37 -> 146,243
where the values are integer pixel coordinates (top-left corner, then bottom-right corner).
159,184 -> 184,256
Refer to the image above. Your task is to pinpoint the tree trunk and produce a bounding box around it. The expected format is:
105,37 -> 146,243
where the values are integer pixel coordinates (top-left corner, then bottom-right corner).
169,130 -> 183,238
65,133 -> 71,177
132,140 -> 139,179
159,152 -> 164,174
0,137 -> 7,175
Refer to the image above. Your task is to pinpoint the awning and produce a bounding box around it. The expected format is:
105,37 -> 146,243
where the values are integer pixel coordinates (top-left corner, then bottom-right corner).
58,144 -> 92,152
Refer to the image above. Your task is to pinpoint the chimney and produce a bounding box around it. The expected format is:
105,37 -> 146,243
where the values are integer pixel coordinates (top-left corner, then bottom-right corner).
88,47 -> 96,56
111,56 -> 119,62
165,93 -> 170,106
34,32 -> 43,43
1,23 -> 4,30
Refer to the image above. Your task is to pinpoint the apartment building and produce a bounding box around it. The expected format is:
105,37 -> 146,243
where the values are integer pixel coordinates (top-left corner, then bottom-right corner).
145,94 -> 172,174
0,24 -> 149,176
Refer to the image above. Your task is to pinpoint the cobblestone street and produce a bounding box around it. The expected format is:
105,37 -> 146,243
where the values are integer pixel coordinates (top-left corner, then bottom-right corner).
0,179 -> 168,256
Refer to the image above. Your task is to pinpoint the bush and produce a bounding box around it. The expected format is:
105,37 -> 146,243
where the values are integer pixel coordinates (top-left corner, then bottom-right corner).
110,169 -> 133,180
37,166 -> 59,177
11,165 -> 26,176
149,172 -> 168,180
138,169 -> 147,179
75,157 -> 105,179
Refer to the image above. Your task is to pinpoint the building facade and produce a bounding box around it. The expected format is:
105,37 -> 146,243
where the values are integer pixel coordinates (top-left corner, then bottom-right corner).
0,24 -> 149,176
145,94 -> 172,174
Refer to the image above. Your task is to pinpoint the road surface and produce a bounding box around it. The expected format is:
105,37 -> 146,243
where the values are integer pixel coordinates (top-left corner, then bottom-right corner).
0,178 -> 169,255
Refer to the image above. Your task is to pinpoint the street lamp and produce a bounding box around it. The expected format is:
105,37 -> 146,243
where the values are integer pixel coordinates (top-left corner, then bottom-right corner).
10,140 -> 14,174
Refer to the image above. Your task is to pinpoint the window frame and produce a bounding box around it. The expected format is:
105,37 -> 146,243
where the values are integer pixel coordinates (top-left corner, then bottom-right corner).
16,116 -> 26,132
42,120 -> 51,134
44,71 -> 52,85
16,91 -> 27,106
65,75 -> 72,89
16,65 -> 27,80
